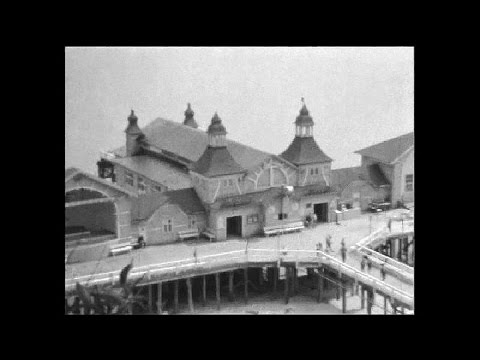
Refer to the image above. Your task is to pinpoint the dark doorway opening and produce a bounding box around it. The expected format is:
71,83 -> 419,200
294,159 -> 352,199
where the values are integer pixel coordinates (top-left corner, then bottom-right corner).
313,203 -> 328,222
226,216 -> 242,238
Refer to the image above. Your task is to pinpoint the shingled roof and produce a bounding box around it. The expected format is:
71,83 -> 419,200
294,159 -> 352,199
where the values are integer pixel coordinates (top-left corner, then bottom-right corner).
131,188 -> 205,222
280,136 -> 332,165
191,146 -> 245,177
111,118 -> 272,171
355,132 -> 414,164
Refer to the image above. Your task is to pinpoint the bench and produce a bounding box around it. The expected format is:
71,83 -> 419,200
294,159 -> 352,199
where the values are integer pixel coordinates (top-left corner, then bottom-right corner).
178,229 -> 200,241
202,229 -> 216,242
264,221 -> 304,237
109,243 -> 133,256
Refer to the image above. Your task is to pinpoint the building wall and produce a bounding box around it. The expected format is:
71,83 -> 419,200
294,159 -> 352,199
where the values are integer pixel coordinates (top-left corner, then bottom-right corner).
399,149 -> 414,203
114,164 -> 168,194
141,204 -> 206,245
340,180 -> 388,211
297,163 -> 331,186
209,204 -> 263,241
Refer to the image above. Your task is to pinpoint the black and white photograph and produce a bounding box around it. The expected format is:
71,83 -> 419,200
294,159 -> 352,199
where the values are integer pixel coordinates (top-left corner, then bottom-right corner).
65,46 -> 414,315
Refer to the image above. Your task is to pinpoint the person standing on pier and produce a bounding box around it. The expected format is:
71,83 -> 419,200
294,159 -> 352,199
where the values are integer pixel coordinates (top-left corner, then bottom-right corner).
388,218 -> 392,232
340,239 -> 347,262
193,247 -> 198,263
380,263 -> 386,281
326,235 -> 332,252
367,257 -> 373,273
361,256 -> 367,272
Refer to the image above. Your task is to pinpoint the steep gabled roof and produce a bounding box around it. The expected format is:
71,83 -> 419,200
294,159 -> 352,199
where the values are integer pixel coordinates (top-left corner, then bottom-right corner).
192,146 -> 245,177
111,118 -> 272,171
131,188 -> 205,222
355,132 -> 414,164
280,136 -> 332,165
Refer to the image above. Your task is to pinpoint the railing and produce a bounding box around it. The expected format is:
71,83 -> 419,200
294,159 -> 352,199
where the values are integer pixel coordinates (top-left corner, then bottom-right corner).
65,247 -> 413,307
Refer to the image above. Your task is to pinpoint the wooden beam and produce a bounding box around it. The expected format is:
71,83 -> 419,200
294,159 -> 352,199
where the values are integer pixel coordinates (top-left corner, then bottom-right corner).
216,273 -> 221,310
156,282 -> 163,314
336,269 -> 341,300
187,278 -> 194,313
259,268 -> 264,286
384,295 -> 388,315
244,268 -> 249,304
367,288 -> 372,315
174,280 -> 179,314
228,271 -> 234,301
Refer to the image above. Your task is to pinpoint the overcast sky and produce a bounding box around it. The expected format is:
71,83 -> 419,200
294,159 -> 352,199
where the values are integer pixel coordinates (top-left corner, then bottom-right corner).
65,47 -> 413,174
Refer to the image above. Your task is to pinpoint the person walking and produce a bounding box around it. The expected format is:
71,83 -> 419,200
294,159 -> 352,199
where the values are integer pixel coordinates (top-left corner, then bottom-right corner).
193,247 -> 198,264
326,235 -> 332,252
340,239 -> 347,263
361,256 -> 367,272
380,263 -> 386,281
388,218 -> 392,232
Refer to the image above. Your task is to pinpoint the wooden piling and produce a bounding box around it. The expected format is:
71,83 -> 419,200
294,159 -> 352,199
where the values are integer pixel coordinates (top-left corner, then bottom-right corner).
317,266 -> 323,303
259,268 -> 264,286
148,284 -> 153,314
187,278 -> 194,313
284,267 -> 290,304
384,296 -> 388,315
228,271 -> 234,301
174,280 -> 179,314
360,286 -> 365,310
156,282 -> 163,314
290,266 -> 295,296
273,267 -> 278,293
341,275 -> 347,314
215,273 -> 221,310
244,267 -> 249,304
202,275 -> 207,306
367,288 -> 373,315
336,269 -> 341,300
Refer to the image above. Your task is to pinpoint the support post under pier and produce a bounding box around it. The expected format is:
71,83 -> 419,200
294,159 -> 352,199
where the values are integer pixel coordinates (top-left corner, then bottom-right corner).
187,277 -> 194,314
215,273 -> 221,311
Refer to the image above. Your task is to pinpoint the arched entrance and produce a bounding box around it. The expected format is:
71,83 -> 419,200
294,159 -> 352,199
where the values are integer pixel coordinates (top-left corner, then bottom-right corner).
65,187 -> 118,246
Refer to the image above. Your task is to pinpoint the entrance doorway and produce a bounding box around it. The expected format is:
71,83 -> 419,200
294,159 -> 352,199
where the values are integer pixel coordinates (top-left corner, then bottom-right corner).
226,216 -> 242,238
313,203 -> 328,222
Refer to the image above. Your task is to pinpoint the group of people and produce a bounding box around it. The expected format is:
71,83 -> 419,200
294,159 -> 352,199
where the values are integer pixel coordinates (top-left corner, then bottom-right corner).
316,235 -> 348,263
361,255 -> 387,280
